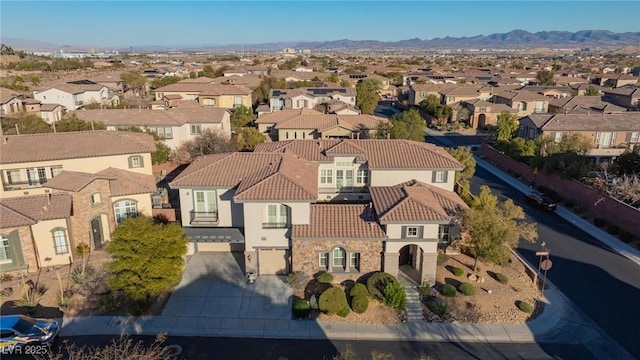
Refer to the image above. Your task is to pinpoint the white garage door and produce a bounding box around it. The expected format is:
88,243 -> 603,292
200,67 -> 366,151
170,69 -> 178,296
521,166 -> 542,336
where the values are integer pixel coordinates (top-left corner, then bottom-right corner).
259,248 -> 289,275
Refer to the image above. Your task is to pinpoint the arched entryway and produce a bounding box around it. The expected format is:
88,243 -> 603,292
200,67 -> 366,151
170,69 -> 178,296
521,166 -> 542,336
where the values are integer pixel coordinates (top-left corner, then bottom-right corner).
398,244 -> 424,285
478,113 -> 487,128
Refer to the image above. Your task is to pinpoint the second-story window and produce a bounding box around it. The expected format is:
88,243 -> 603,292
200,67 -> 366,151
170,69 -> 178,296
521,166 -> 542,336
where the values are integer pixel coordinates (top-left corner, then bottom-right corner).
234,96 -> 243,108
356,169 -> 368,184
432,171 -> 447,183
320,169 -> 333,184
407,227 -> 418,237
264,204 -> 290,228
191,124 -> 202,135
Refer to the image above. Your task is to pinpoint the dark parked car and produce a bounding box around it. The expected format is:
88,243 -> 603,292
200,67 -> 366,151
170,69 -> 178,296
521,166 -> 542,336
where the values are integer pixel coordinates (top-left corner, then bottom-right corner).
526,192 -> 557,211
0,315 -> 59,350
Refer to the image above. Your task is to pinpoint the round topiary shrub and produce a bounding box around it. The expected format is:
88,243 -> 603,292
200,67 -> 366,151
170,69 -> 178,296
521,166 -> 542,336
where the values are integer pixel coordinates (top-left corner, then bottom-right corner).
292,299 -> 311,319
337,305 -> 350,317
366,272 -> 398,302
351,295 -> 369,313
495,272 -> 509,284
458,282 -> 476,296
316,271 -> 334,284
437,253 -> 449,266
427,297 -> 448,315
349,283 -> 369,298
452,267 -> 464,277
439,284 -> 457,297
517,301 -> 533,313
319,286 -> 348,315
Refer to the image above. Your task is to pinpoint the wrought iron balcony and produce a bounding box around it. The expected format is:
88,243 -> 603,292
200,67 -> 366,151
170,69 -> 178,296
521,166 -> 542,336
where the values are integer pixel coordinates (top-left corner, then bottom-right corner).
262,222 -> 291,229
190,210 -> 219,225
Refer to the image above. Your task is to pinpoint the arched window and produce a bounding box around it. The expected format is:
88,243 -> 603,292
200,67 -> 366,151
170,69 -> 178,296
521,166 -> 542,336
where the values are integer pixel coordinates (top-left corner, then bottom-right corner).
114,200 -> 138,225
51,227 -> 69,254
0,235 -> 11,264
332,247 -> 346,269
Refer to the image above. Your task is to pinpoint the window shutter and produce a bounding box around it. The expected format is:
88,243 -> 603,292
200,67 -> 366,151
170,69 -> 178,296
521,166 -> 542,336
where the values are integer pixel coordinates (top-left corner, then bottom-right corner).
443,171 -> 448,183
8,231 -> 24,268
431,171 -> 436,183
127,156 -> 133,168
418,226 -> 424,239
401,226 -> 407,239
138,156 -> 144,168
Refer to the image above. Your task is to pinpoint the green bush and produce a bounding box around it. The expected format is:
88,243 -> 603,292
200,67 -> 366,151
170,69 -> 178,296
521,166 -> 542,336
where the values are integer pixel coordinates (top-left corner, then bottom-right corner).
594,218 -> 606,228
349,283 -> 369,298
439,284 -> 457,297
426,297 -> 448,315
316,271 -> 334,284
517,301 -> 533,313
319,287 -> 348,315
620,232 -> 635,243
458,282 -> 476,296
383,281 -> 406,310
71,265 -> 96,285
292,299 -> 311,319
495,273 -> 509,284
366,272 -> 398,302
606,224 -> 620,235
437,253 -> 449,266
452,267 -> 464,277
337,305 -> 350,317
351,295 -> 369,313
287,271 -> 310,290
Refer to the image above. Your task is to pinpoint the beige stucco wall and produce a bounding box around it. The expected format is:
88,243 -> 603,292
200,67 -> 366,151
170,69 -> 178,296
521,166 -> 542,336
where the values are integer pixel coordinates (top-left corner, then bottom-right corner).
1,97 -> 24,115
242,202 -> 310,250
178,187 -> 244,228
31,218 -> 73,268
321,127 -> 354,139
369,169 -> 455,191
278,128 -> 314,140
385,239 -> 438,254
385,223 -> 440,240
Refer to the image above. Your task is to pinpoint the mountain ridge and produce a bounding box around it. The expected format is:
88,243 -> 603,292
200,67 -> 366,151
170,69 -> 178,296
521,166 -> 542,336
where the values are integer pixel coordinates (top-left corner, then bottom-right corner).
2,29 -> 640,52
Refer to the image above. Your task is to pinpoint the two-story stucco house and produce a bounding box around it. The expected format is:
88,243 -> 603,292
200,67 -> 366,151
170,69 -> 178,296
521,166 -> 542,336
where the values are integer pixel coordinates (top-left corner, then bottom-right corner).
153,81 -> 252,109
169,139 -> 466,285
68,107 -> 231,149
0,87 -> 25,116
491,90 -> 550,117
518,112 -> 640,163
33,80 -> 116,111
255,108 -> 389,141
268,87 -> 356,112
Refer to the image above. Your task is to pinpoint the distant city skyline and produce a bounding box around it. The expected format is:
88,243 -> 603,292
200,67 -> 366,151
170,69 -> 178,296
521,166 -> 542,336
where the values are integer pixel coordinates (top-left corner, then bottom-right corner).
1,1 -> 639,48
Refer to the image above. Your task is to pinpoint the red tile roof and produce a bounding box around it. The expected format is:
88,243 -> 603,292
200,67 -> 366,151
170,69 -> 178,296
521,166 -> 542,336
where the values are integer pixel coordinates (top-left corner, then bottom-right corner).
292,204 -> 386,239
0,193 -> 72,228
370,180 -> 468,223
0,131 -> 156,164
43,171 -> 115,192
96,167 -> 157,196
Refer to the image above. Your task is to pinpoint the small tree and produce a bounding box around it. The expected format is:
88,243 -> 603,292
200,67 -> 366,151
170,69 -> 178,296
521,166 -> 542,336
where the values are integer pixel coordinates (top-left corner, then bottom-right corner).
389,109 -> 425,142
107,217 -> 188,314
230,105 -> 257,129
445,146 -> 476,197
536,70 -> 555,86
584,86 -> 599,96
461,186 -> 538,271
75,242 -> 91,277
356,78 -> 382,115
374,120 -> 393,139
56,114 -> 107,132
173,129 -> 235,163
495,112 -> 519,142
120,71 -> 147,98
233,127 -> 265,151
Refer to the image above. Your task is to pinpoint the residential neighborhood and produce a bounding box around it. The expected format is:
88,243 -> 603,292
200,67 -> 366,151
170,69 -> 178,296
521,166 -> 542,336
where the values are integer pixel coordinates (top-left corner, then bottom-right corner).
1,3 -> 640,359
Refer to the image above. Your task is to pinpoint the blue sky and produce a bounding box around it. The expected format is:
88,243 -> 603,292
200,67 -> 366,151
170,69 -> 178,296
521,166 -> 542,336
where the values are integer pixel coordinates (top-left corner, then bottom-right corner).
1,1 -> 639,47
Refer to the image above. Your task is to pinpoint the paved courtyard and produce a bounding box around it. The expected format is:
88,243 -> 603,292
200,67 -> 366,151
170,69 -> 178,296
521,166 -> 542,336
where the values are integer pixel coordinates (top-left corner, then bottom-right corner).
162,252 -> 292,320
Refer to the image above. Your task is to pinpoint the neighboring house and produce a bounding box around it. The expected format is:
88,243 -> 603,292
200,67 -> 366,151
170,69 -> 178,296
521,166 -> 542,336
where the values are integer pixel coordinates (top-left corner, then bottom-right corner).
89,74 -> 125,92
518,86 -> 573,99
592,74 -> 638,88
169,139 -> 465,284
68,107 -> 231,149
255,108 -> 388,141
153,81 -> 252,109
408,84 -> 486,106
0,131 -> 156,199
0,87 -> 25,116
491,90 -> 550,117
461,100 -> 518,129
33,80 -> 112,110
270,70 -> 329,82
23,98 -> 41,113
548,96 -> 628,114
268,87 -> 356,112
0,193 -> 73,274
602,86 -> 640,110
518,113 -> 640,163
39,104 -> 64,124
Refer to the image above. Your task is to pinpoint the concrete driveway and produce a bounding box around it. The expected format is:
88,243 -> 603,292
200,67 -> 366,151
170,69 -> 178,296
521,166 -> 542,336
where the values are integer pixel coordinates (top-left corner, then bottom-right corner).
162,252 -> 292,320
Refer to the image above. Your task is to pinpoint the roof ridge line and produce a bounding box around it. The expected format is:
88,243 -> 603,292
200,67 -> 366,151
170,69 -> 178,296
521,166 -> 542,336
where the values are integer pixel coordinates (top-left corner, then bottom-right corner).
0,203 -> 37,224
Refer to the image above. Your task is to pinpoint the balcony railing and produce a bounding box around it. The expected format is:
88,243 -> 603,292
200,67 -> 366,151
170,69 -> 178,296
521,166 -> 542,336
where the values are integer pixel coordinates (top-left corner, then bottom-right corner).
262,222 -> 291,229
319,186 -> 368,194
2,179 -> 47,191
190,210 -> 219,225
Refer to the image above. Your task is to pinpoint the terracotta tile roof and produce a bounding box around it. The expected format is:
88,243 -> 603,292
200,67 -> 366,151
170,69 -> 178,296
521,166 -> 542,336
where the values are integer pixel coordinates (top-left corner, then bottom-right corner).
44,171 -> 115,192
602,86 -> 640,97
178,77 -> 216,84
69,107 -> 229,127
0,193 -> 72,228
529,113 -> 640,132
198,84 -> 252,96
0,131 -> 156,165
96,167 -> 157,196
0,87 -> 21,104
169,152 -> 284,188
234,152 -> 318,201
292,204 -> 386,239
38,82 -> 105,94
370,180 -> 468,223
255,108 -> 323,124
463,100 -> 517,113
254,140 -> 463,170
40,103 -> 61,111
275,114 -> 386,132
493,90 -> 548,102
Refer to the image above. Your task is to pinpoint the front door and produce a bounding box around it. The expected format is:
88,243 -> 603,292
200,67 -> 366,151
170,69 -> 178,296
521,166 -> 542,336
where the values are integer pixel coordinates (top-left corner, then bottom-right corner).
91,217 -> 103,249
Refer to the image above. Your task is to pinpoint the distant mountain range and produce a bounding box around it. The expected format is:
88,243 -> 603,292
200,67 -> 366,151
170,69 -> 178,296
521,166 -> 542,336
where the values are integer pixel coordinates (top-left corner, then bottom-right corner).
3,30 -> 640,52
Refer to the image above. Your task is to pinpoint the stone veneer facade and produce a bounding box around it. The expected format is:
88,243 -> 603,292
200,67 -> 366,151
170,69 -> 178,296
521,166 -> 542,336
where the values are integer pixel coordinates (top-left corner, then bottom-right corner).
0,226 -> 37,274
292,239 -> 384,282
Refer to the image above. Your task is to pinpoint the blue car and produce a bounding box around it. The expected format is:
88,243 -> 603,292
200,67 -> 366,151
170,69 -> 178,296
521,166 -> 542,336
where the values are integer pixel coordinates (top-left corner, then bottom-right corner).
0,315 -> 59,350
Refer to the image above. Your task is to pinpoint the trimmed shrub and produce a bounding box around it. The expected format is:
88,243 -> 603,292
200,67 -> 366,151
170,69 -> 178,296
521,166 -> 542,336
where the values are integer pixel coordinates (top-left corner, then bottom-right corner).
517,301 -> 533,313
452,267 -> 464,277
594,218 -> 606,228
292,299 -> 311,319
351,295 -> 369,313
383,281 -> 406,310
436,253 -> 449,266
439,284 -> 457,297
337,305 -> 350,317
366,272 -> 398,302
427,297 -> 447,315
287,271 -> 310,290
606,224 -> 620,235
316,271 -> 334,284
349,283 -> 369,298
495,273 -> 509,284
319,287 -> 348,315
458,282 -> 476,296
620,232 -> 635,243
